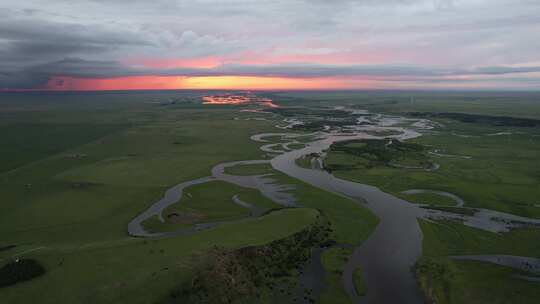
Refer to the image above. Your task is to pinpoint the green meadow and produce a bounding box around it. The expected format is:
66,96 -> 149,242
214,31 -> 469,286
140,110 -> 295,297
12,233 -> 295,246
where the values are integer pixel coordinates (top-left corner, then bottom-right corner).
2,91 -> 540,304
285,91 -> 540,304
0,92 -> 376,303
0,92 -> 294,303
324,120 -> 540,218
416,219 -> 540,304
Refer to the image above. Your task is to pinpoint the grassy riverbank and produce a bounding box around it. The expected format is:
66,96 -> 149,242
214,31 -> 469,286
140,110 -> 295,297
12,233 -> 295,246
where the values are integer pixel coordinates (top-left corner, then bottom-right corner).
320,247 -> 354,303
223,163 -> 378,302
324,120 -> 540,218
224,163 -> 274,176
273,91 -> 540,303
162,210 -> 329,304
142,180 -> 282,233
416,219 -> 540,304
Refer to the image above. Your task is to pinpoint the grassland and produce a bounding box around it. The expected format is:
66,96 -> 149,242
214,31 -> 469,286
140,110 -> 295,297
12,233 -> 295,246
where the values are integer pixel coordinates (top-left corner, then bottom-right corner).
419,220 -> 540,258
166,212 -> 330,304
271,169 -> 378,245
237,191 -> 282,209
416,258 -> 540,304
0,91 -> 377,304
221,162 -> 379,245
3,90 -> 539,303
324,120 -> 540,218
416,219 -> 540,304
399,192 -> 459,206
142,180 -> 282,233
223,163 -> 274,176
286,142 -> 306,150
164,181 -> 251,224
217,163 -> 378,302
325,139 -> 430,171
1,208 -> 319,304
0,92 -> 301,303
271,91 -> 540,303
270,91 -> 540,120
0,123 -> 127,173
0,100 -> 277,247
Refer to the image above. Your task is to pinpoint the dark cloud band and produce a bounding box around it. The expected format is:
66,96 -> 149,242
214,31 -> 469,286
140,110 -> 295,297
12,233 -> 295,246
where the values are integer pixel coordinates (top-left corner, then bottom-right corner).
1,0 -> 540,89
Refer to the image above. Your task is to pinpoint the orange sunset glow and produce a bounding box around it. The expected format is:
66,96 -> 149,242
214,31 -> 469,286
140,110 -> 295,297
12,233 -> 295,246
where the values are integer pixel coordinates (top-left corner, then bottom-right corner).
44,75 -> 376,91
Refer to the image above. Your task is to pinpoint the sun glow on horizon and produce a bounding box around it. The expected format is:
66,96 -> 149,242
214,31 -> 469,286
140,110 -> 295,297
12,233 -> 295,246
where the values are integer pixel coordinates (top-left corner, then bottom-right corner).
43,75 -> 376,91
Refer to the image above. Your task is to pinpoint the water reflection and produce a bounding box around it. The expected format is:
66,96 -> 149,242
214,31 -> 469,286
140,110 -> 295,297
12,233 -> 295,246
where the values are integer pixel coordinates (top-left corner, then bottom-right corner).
202,93 -> 278,108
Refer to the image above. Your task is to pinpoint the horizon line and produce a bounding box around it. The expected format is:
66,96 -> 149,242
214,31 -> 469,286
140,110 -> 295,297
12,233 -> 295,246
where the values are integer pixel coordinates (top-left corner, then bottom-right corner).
3,88 -> 540,94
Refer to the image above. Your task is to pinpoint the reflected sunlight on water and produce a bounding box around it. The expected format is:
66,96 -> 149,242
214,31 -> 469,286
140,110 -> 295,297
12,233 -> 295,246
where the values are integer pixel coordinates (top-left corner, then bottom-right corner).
202,93 -> 278,107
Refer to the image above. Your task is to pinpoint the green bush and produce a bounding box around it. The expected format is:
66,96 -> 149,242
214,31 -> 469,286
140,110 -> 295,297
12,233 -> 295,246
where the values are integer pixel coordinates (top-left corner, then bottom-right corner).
0,259 -> 46,287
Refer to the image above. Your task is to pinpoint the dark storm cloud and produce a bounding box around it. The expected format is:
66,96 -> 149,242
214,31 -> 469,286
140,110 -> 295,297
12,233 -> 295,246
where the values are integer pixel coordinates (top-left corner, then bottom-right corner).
0,17 -> 150,61
5,56 -> 539,89
0,8 -> 157,89
1,0 -> 540,89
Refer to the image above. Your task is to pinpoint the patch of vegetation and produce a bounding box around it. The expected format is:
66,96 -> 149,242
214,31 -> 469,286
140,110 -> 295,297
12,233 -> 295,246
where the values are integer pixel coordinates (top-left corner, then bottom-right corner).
256,135 -> 284,143
399,192 -> 459,206
415,257 -> 456,304
0,245 -> 16,252
320,247 -> 353,303
0,259 -> 45,287
287,143 -> 306,150
270,170 -> 379,245
270,91 -> 540,120
327,123 -> 540,218
141,181 -> 282,233
267,106 -> 363,132
422,206 -> 477,216
415,257 -> 540,304
409,112 -> 540,127
141,215 -> 189,233
224,163 -> 274,176
296,155 -> 313,169
162,181 -> 250,226
295,153 -> 321,169
266,107 -> 352,118
419,219 -> 540,258
219,164 -> 379,247
164,212 -> 329,303
294,135 -> 321,143
363,129 -> 404,137
325,139 -> 431,172
0,123 -> 127,173
293,118 -> 358,132
353,267 -> 366,297
416,219 -> 540,303
1,207 -> 319,304
236,191 -> 281,210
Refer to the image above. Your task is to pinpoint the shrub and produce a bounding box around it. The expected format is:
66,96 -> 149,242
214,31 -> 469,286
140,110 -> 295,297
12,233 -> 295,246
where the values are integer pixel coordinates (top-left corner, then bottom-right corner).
0,259 -> 46,287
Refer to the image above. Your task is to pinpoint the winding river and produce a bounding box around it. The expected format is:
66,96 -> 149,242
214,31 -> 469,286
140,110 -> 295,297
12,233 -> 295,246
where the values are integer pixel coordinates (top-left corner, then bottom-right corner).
128,110 -> 540,303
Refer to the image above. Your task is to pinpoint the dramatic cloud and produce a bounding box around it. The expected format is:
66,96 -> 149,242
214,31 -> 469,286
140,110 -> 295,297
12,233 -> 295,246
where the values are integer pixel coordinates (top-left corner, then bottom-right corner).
1,0 -> 540,90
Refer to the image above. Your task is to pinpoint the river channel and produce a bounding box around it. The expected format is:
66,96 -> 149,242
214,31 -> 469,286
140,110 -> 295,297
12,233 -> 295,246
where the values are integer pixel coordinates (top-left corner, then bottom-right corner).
128,110 -> 540,303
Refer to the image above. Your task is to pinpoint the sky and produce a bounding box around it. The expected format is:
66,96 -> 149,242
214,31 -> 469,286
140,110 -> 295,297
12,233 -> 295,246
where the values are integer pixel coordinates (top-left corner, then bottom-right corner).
1,0 -> 540,91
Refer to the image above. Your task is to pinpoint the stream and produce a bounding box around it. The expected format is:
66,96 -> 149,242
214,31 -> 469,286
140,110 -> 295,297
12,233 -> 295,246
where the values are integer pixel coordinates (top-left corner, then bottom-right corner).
128,110 -> 540,303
